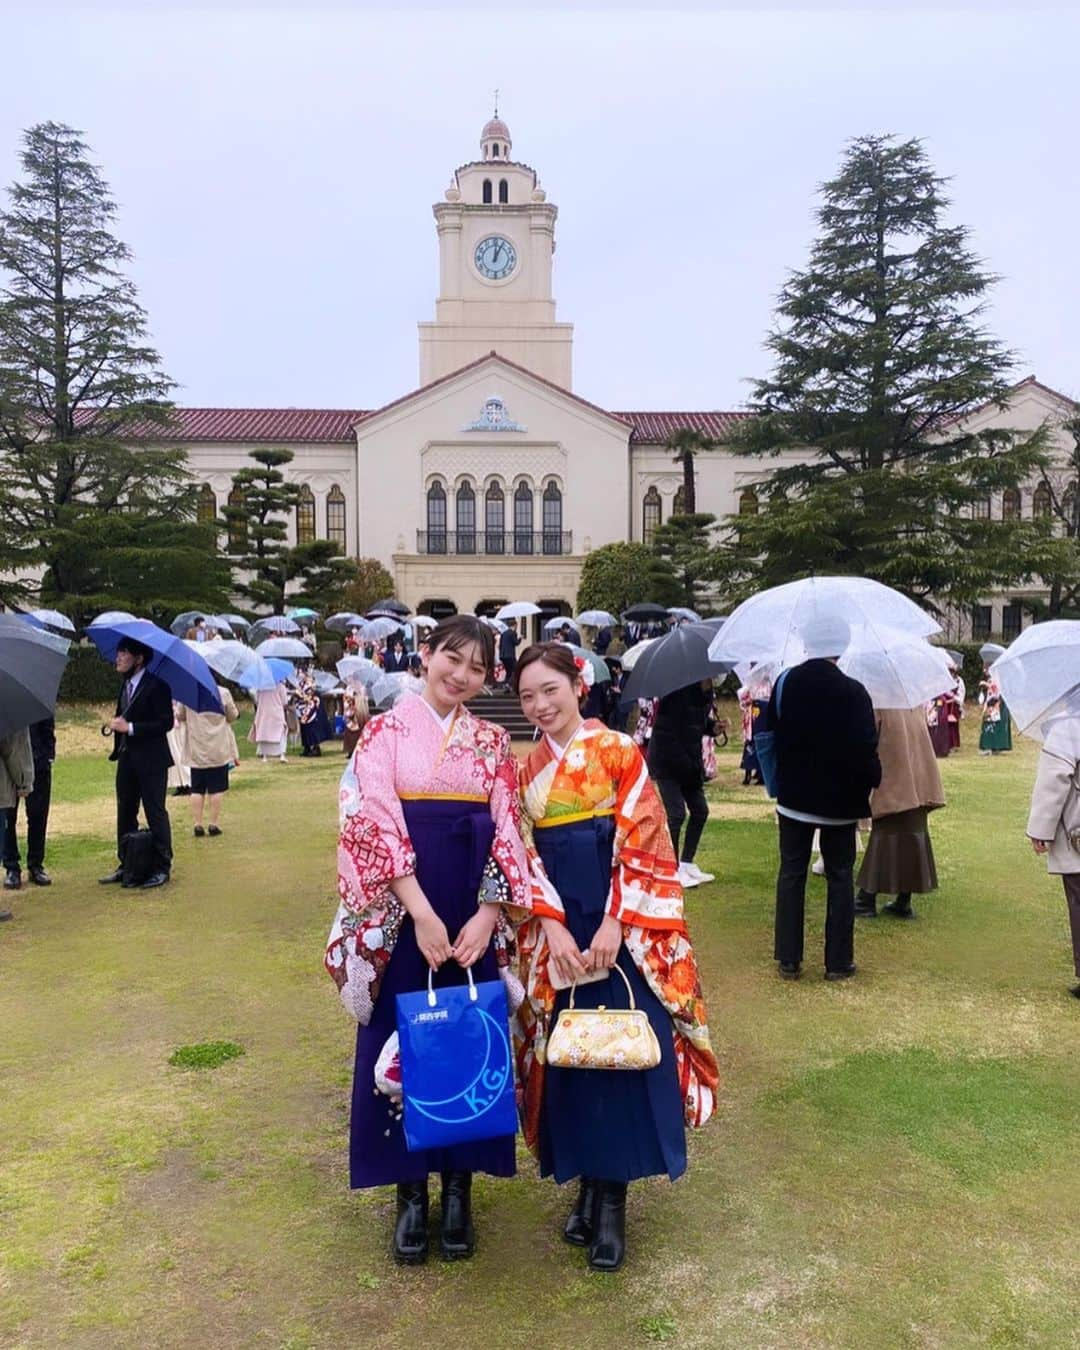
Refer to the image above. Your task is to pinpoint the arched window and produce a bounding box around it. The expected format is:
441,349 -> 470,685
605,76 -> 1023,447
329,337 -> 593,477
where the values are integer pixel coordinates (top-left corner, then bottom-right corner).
427,481 -> 447,554
456,481 -> 476,554
196,482 -> 216,525
972,494 -> 991,520
482,179 -> 492,204
498,179 -> 509,204
485,481 -> 505,554
493,144 -> 500,158
672,485 -> 686,515
738,487 -> 759,516
542,480 -> 563,554
514,480 -> 534,555
1002,487 -> 1021,521
326,483 -> 346,549
643,486 -> 662,544
1033,481 -> 1053,519
296,484 -> 316,545
227,485 -> 246,554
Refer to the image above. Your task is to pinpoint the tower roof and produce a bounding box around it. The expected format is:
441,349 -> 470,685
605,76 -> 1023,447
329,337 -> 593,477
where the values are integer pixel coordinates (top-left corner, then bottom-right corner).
482,116 -> 510,142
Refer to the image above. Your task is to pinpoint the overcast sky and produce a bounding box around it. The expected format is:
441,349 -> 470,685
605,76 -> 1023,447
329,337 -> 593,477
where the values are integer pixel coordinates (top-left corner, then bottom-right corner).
2,6 -> 1077,413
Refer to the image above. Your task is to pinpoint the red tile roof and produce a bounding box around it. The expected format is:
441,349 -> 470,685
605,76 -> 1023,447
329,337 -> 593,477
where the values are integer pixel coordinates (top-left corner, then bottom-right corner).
132,407 -> 370,443
615,411 -> 751,443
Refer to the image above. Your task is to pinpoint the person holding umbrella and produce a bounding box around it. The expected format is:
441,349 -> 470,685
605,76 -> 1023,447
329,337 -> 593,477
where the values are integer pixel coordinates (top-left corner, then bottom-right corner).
978,644 -> 1013,754
498,618 -> 521,688
2,717 -> 55,892
99,638 -> 176,890
0,728 -> 34,920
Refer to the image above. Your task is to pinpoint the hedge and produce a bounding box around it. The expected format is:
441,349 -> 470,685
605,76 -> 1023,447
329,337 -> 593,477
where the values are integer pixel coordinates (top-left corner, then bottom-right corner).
58,645 -> 121,703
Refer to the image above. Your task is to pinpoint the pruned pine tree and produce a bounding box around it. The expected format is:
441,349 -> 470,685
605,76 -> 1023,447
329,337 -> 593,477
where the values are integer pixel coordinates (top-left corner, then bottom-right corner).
0,121 -> 188,615
727,134 -> 1054,609
650,513 -> 718,610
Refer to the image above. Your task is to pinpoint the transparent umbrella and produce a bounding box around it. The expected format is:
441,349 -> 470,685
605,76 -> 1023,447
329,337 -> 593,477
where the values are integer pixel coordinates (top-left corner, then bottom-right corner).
23,609 -> 76,635
89,610 -> 136,627
620,638 -> 659,671
336,656 -> 383,688
991,621 -> 1080,739
839,633 -> 953,710
496,601 -> 542,620
255,637 -> 313,660
575,610 -> 618,628
325,612 -> 366,633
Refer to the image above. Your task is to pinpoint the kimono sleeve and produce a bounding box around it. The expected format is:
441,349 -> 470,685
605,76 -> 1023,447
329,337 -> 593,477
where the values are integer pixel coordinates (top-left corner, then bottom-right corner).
605,735 -> 685,930
479,729 -> 532,919
516,759 -> 567,924
336,713 -> 416,916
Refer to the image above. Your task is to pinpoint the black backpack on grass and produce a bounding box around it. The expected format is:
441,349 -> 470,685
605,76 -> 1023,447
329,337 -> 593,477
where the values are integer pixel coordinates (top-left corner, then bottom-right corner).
120,829 -> 156,888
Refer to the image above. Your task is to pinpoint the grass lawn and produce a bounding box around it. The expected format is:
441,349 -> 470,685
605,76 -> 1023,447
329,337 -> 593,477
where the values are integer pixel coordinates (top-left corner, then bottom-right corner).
2,702 -> 1079,1349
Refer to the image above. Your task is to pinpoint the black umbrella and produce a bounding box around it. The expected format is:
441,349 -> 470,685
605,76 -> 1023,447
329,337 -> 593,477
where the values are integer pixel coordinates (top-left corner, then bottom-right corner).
621,602 -> 670,622
620,623 -> 734,704
367,598 -> 410,618
0,614 -> 70,736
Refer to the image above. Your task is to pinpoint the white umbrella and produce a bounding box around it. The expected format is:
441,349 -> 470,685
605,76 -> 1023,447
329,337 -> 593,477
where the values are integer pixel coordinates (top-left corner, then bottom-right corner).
620,638 -> 658,671
668,607 -> 701,623
183,638 -> 266,684
496,601 -> 542,620
980,642 -> 1006,664
204,615 -> 235,636
89,610 -> 136,626
27,609 -> 76,634
575,610 -> 618,628
336,656 -> 383,688
412,614 -> 437,630
543,616 -> 568,632
840,634 -> 953,710
325,612 -> 366,633
991,621 -> 1080,739
371,672 -> 422,708
709,576 -> 939,666
364,616 -> 401,640
479,616 -> 507,633
256,637 -> 313,660
250,614 -> 300,636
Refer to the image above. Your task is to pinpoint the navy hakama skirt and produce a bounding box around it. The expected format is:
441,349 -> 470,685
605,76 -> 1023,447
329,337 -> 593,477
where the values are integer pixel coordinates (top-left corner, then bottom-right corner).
535,815 -> 687,1184
349,797 -> 516,1188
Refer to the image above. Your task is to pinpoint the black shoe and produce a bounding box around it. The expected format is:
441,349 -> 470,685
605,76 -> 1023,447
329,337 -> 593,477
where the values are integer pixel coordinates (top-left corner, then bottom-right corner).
854,890 -> 878,918
393,1180 -> 429,1264
140,871 -> 170,890
28,867 -> 51,886
207,825 -> 222,837
564,1177 -> 597,1247
1069,983 -> 1080,999
883,894 -> 915,919
588,1181 -> 627,1272
778,962 -> 801,980
0,908 -> 12,921
99,868 -> 124,885
3,869 -> 20,891
825,965 -> 857,981
439,1170 -> 475,1260
193,826 -> 206,838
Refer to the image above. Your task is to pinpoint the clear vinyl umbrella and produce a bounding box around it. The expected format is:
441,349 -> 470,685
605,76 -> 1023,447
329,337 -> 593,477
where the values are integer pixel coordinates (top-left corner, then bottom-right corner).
839,633 -> 953,710
336,656 -> 383,688
990,620 -> 1080,739
22,609 -> 76,635
496,601 -> 542,620
255,637 -> 313,660
575,609 -> 618,628
709,576 -> 939,666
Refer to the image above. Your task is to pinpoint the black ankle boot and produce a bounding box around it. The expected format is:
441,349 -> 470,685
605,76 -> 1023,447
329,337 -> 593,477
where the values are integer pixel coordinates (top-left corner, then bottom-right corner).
439,1170 -> 475,1260
854,889 -> 878,918
587,1181 -> 627,1272
563,1177 -> 597,1247
393,1179 -> 429,1264
883,892 -> 915,918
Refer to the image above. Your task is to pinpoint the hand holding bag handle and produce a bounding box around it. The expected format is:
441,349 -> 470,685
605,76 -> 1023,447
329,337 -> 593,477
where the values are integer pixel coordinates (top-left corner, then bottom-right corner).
545,963 -> 662,1072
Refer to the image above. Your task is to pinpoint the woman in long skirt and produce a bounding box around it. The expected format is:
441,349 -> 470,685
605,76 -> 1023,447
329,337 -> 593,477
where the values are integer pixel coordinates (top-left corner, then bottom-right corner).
253,682 -> 289,761
325,617 -> 530,1264
513,643 -> 718,1273
979,668 -> 1013,754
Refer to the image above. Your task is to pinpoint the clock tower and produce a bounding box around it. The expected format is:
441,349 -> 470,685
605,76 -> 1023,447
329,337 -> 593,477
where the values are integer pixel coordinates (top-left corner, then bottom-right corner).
417,115 -> 574,389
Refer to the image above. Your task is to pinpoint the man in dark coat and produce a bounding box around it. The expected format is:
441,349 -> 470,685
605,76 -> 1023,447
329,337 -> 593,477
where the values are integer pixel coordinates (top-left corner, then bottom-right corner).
2,717 -> 56,889
760,615 -> 881,980
498,620 -> 521,688
98,638 -> 174,889
647,680 -> 715,888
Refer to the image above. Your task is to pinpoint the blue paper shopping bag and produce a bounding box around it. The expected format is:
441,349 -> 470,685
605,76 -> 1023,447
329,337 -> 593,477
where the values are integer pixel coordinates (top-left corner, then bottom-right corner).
395,967 -> 518,1152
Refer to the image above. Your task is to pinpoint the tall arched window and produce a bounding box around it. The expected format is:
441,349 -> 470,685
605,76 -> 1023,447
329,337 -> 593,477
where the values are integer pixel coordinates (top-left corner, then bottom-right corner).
197,482 -> 216,524
296,484 -> 316,545
1033,481 -> 1053,519
427,481 -> 447,553
326,484 -> 346,549
498,179 -> 509,204
485,481 -> 505,554
972,494 -> 991,521
482,179 -> 492,204
227,485 -> 246,554
456,481 -> 476,554
672,485 -> 686,515
514,480 -> 534,554
542,480 -> 563,554
1002,487 -> 1021,521
642,486 -> 662,544
492,144 -> 500,158
738,487 -> 759,516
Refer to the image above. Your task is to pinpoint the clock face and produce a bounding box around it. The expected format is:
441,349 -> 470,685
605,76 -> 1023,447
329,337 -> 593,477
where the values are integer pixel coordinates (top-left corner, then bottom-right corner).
474,235 -> 517,281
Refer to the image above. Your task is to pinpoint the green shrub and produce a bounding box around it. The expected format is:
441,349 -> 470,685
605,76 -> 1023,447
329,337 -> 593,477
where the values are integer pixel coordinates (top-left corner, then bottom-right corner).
58,645 -> 120,703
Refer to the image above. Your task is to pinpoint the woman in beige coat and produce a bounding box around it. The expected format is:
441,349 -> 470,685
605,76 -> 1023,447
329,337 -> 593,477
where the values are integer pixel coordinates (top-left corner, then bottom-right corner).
175,685 -> 240,837
855,705 -> 946,919
1026,713 -> 1080,998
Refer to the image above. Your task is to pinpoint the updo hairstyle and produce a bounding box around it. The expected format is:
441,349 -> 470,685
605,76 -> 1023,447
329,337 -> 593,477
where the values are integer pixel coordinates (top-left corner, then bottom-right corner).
512,641 -> 587,704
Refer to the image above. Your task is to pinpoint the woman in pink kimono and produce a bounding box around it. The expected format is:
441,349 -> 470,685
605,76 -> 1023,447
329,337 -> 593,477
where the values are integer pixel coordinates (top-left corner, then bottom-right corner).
326,616 -> 530,1265
252,682 -> 289,761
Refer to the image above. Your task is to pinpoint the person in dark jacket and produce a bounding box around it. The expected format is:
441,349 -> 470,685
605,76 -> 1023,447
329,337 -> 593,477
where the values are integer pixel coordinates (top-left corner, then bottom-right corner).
98,638 -> 175,890
647,680 -> 715,888
761,615 -> 881,981
499,620 -> 522,687
2,717 -> 56,889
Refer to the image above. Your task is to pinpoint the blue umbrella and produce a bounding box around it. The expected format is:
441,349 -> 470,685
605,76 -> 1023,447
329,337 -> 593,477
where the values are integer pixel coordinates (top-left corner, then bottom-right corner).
87,619 -> 223,713
237,656 -> 292,691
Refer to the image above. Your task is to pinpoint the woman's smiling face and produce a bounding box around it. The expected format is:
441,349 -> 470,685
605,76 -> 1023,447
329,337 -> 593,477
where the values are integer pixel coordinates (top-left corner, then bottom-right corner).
517,659 -> 584,743
421,639 -> 488,711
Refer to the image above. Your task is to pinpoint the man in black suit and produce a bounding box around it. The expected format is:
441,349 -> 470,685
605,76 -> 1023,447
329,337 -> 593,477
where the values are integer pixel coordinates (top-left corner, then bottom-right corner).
98,638 -> 174,890
760,615 -> 881,982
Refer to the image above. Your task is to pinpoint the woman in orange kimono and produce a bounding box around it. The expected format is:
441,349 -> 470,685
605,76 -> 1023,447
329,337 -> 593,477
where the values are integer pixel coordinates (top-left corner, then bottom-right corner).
513,643 -> 719,1273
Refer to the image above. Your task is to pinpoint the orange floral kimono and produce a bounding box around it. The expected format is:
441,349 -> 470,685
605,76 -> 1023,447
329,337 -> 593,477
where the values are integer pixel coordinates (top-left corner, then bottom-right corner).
515,719 -> 720,1156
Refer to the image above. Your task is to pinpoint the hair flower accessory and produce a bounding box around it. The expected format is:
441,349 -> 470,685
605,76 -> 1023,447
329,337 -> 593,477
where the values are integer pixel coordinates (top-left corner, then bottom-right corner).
573,656 -> 586,672
573,654 -> 596,688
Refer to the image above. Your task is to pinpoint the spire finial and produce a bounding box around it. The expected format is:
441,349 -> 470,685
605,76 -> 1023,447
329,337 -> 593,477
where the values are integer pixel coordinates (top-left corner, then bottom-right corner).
493,88 -> 499,118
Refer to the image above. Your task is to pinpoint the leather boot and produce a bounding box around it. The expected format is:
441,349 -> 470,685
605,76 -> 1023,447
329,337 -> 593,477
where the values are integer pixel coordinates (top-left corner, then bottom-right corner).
883,892 -> 915,918
587,1181 -> 627,1272
393,1179 -> 429,1264
563,1177 -> 597,1247
439,1170 -> 475,1260
854,889 -> 878,918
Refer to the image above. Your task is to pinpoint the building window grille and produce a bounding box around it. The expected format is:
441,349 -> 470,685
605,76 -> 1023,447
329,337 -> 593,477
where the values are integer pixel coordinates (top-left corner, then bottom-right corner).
642,486 -> 662,544
1002,601 -> 1023,642
542,480 -> 563,554
485,482 -> 505,553
326,484 -> 346,549
1002,487 -> 1021,521
739,487 -> 759,516
1033,482 -> 1053,519
498,179 -> 508,203
197,483 -> 216,524
427,481 -> 447,553
972,494 -> 991,520
514,480 -> 534,554
456,481 -> 476,553
972,604 -> 993,641
296,484 -> 316,545
482,179 -> 492,204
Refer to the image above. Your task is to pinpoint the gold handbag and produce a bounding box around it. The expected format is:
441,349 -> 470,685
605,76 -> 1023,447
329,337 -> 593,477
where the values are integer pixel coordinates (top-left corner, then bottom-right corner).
545,964 -> 662,1071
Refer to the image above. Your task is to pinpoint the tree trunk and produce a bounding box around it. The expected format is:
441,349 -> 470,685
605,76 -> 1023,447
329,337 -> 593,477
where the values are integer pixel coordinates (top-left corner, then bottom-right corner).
682,453 -> 696,515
